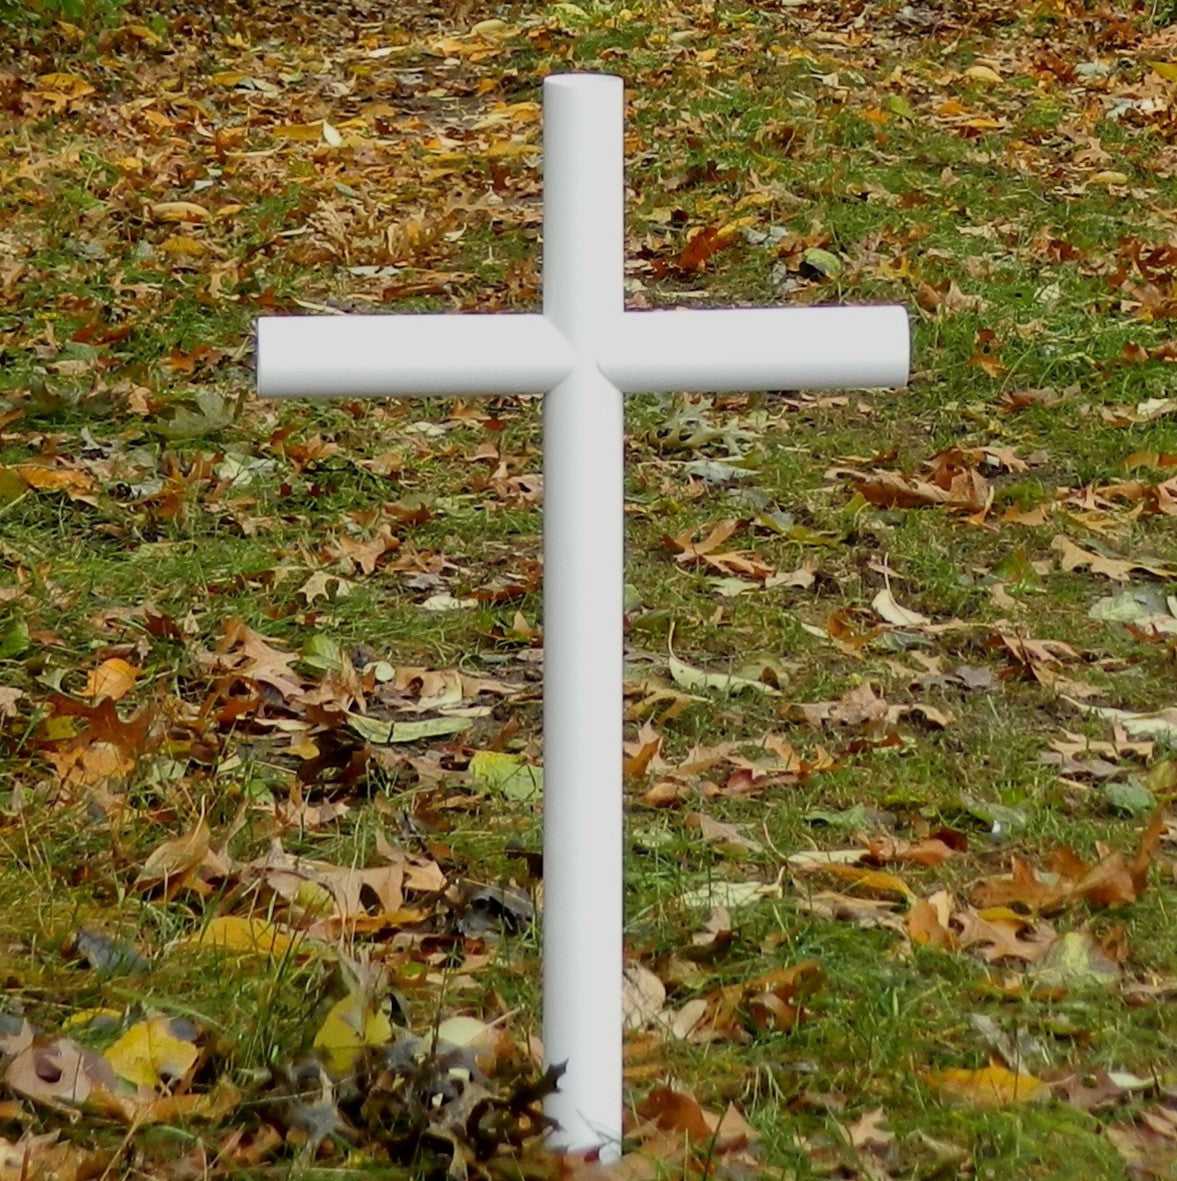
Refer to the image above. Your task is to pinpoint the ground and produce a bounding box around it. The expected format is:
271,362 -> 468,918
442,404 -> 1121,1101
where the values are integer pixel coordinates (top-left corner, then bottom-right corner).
2,0 -> 1177,1177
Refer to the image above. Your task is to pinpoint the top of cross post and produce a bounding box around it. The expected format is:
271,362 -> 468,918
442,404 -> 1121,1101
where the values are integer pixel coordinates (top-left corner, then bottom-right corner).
543,72 -> 624,88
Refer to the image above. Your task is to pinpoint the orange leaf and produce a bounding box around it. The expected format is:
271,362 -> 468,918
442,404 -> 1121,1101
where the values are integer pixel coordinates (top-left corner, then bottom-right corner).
677,226 -> 728,273
11,463 -> 95,499
84,658 -> 138,703
908,895 -> 957,949
816,863 -> 915,901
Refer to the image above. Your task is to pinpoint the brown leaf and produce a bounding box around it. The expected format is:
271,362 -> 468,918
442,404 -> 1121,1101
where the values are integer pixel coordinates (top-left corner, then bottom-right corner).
10,463 -> 97,501
676,225 -> 733,274
954,906 -> 1057,964
623,725 -> 663,781
196,617 -> 307,701
663,519 -> 740,559
970,812 -> 1163,914
3,1037 -> 118,1113
684,811 -> 763,855
622,962 -> 666,1031
0,1131 -> 111,1181
790,682 -> 890,728
793,890 -> 907,934
135,819 -> 214,898
686,906 -> 734,962
853,470 -> 962,510
1051,534 -> 1175,582
866,837 -> 958,868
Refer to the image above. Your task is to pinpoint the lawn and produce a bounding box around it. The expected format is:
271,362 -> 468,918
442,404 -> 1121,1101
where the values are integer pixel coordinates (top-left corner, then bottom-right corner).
2,0 -> 1177,1176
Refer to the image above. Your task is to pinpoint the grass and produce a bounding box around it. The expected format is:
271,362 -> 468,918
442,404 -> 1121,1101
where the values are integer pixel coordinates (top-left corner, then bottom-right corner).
3,0 -> 1177,1176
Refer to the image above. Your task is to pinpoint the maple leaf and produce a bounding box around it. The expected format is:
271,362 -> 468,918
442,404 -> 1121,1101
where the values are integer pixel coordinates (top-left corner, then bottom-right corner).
970,810 -> 1165,914
197,617 -> 307,702
1051,534 -> 1175,582
850,449 -> 992,515
953,906 -> 1057,964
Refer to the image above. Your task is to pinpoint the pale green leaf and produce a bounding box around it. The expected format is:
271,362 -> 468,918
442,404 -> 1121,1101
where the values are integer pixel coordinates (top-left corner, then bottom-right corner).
668,653 -> 778,696
347,714 -> 472,744
468,750 -> 542,801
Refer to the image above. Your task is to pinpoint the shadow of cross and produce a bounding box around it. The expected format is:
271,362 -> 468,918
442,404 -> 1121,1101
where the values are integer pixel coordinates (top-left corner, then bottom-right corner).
256,73 -> 909,1159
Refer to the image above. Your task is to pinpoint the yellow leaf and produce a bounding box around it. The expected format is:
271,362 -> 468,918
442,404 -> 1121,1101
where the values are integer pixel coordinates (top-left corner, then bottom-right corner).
929,1064 -> 1049,1106
435,1015 -> 508,1072
84,658 -> 138,703
321,119 -> 342,147
271,122 -> 326,142
118,23 -> 161,44
160,235 -> 209,259
176,915 -> 306,959
313,994 -> 392,1075
62,1007 -> 123,1030
963,64 -> 1002,84
1087,171 -> 1129,187
104,1017 -> 199,1089
820,863 -> 915,900
210,70 -> 249,86
471,17 -> 510,38
483,138 -> 539,159
436,1015 -> 494,1047
294,880 -> 336,916
148,201 -> 210,223
36,72 -> 93,95
1151,60 -> 1177,82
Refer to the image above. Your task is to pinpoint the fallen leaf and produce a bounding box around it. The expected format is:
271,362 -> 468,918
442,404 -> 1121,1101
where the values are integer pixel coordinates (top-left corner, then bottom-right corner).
622,962 -> 667,1031
810,863 -> 915,901
872,587 -> 930,626
148,201 -> 211,223
1028,931 -> 1120,990
668,653 -> 779,696
135,820 -> 213,898
685,811 -> 763,855
1052,534 -> 1174,582
468,750 -> 542,801
908,892 -> 957,950
678,877 -> 782,909
83,658 -> 139,703
104,1016 -> 200,1090
173,915 -> 308,959
929,1064 -> 1049,1106
313,992 -> 393,1076
970,810 -> 1164,914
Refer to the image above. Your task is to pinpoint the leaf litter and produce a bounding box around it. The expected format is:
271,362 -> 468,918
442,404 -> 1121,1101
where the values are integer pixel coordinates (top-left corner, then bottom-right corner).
4,0 -> 1177,1174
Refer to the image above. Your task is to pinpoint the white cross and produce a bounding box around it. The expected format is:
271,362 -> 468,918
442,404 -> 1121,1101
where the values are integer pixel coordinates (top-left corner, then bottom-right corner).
257,73 -> 908,1158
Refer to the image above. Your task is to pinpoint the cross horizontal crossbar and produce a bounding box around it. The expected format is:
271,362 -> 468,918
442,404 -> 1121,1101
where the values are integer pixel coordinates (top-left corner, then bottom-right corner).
258,305 -> 907,398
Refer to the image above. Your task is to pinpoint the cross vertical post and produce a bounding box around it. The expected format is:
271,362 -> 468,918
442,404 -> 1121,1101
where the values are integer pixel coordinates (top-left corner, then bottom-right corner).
255,71 -> 910,1163
540,75 -> 626,1154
